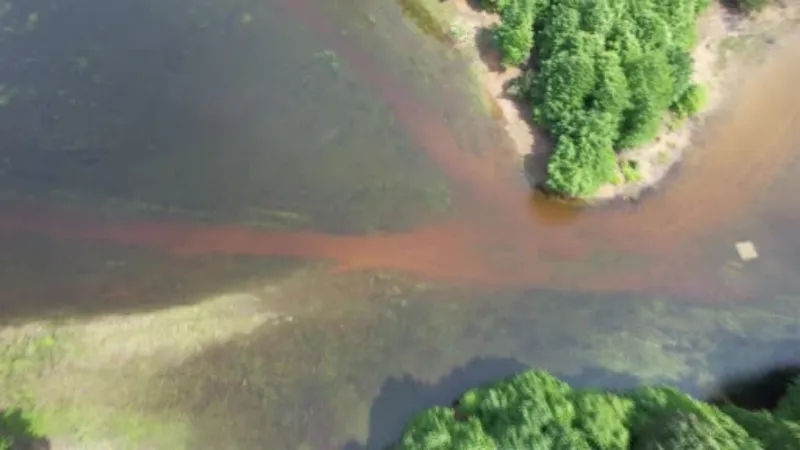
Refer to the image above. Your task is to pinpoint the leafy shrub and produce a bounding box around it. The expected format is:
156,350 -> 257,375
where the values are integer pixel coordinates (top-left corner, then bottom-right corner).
0,408 -> 41,450
620,160 -> 642,183
395,370 -> 800,449
490,0 -> 712,197
397,407 -> 496,450
672,84 -> 709,119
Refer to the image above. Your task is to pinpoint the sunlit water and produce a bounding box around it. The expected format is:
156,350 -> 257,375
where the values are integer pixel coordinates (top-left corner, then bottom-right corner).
0,0 -> 799,448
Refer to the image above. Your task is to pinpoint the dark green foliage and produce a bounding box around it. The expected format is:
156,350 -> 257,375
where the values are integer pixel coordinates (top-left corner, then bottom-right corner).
721,406 -> 800,449
491,0 -> 712,196
481,0 -> 512,13
775,378 -> 800,422
632,410 -> 763,449
0,408 -> 40,450
493,1 -> 535,66
396,371 -> 800,450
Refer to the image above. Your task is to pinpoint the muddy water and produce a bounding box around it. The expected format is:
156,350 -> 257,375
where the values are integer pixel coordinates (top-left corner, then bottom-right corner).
4,20 -> 798,298
0,0 -> 799,448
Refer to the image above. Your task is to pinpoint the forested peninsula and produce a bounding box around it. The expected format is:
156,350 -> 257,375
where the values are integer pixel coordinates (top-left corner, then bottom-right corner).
473,0 -> 772,199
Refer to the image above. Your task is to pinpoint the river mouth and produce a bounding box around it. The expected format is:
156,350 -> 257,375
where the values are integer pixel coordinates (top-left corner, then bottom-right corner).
0,0 -> 799,448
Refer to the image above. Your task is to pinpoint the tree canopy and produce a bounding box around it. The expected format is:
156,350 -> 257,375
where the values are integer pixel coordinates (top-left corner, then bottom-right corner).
395,370 -> 800,449
490,0 -> 711,197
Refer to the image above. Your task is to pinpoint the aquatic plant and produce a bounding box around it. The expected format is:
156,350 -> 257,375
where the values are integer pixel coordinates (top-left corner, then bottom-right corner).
489,0 -> 711,197
396,370 -> 800,449
735,0 -> 770,14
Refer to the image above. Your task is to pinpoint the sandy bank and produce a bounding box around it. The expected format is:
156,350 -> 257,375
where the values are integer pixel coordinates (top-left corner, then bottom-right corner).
433,0 -> 800,202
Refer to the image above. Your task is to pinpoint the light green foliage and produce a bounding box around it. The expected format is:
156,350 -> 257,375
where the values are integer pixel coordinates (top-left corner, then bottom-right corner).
458,371 -> 579,447
620,160 -> 641,183
570,390 -> 633,448
492,0 -> 549,66
490,0 -> 711,196
397,371 -> 800,449
397,407 -> 496,450
672,84 -> 708,119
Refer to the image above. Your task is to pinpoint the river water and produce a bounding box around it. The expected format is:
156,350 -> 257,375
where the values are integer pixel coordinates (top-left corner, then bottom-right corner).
0,0 -> 799,448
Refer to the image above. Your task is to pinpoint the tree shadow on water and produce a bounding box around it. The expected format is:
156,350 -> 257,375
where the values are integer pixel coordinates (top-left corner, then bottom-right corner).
707,336 -> 800,411
340,345 -> 800,450
341,356 -> 642,450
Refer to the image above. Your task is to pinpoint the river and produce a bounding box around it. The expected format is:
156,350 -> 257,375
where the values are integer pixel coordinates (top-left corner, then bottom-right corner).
0,0 -> 799,448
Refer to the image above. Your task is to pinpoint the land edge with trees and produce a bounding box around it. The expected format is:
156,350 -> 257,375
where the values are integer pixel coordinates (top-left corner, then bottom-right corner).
394,368 -> 800,449
414,0 -> 800,203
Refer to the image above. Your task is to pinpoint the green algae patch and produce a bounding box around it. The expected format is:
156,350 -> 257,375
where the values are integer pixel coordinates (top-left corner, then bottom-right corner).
398,0 -> 455,45
0,289 -> 289,449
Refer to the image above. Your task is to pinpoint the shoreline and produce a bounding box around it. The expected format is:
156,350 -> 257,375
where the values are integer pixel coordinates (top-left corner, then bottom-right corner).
429,0 -> 800,203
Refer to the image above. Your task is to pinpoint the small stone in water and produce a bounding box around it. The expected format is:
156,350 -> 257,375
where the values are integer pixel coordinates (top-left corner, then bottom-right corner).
735,241 -> 758,261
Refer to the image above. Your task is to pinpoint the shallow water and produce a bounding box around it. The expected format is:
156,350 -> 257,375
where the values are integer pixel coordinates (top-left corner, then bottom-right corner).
0,0 -> 799,448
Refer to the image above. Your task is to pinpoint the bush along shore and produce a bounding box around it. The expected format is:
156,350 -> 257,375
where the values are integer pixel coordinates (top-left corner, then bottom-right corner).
454,0 -> 792,202
1,408 -> 46,450
486,0 -> 714,199
395,369 -> 800,449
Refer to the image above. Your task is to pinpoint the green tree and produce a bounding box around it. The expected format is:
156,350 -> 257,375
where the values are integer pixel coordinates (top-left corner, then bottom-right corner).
397,407 -> 496,450
396,372 -> 800,450
487,0 -> 711,197
493,0 -> 536,67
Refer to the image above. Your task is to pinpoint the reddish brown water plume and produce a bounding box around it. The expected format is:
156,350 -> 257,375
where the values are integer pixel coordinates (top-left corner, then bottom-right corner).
1,2 -> 799,301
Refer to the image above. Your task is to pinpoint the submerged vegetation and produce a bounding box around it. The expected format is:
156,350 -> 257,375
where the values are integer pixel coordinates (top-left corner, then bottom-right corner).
734,0 -> 770,14
487,0 -> 712,197
397,370 -> 800,449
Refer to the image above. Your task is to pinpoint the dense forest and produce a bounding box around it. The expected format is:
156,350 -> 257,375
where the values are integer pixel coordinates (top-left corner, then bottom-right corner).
396,370 -> 800,449
486,0 -> 714,197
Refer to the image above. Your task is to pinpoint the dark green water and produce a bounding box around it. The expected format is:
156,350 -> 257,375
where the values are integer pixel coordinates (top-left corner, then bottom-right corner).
0,0 -> 458,233
0,0 -> 799,449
